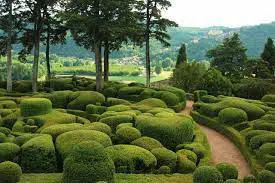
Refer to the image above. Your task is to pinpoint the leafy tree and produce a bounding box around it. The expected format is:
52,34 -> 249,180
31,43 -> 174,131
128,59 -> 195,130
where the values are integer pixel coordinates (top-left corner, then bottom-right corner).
155,65 -> 162,75
176,44 -> 187,67
162,58 -> 173,69
207,33 -> 247,81
143,0 -> 177,87
171,62 -> 207,92
261,38 -> 275,74
243,59 -> 272,79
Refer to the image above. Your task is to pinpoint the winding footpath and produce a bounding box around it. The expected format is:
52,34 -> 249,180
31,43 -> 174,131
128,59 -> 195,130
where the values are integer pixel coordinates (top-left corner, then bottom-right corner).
182,100 -> 251,179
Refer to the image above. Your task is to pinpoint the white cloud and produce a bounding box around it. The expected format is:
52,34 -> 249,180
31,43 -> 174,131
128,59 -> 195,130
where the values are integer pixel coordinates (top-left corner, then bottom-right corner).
163,0 -> 275,27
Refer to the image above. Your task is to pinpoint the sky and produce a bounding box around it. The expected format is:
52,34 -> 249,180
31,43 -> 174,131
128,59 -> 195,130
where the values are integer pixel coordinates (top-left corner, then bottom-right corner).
163,0 -> 275,28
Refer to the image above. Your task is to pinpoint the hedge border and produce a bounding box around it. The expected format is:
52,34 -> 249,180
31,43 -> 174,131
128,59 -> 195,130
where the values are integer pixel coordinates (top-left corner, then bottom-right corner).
191,111 -> 263,179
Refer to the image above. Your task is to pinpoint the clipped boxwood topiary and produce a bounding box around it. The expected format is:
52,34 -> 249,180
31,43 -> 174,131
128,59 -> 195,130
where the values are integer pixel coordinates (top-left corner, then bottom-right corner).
99,115 -> 134,131
258,170 -> 275,183
135,98 -> 167,109
193,166 -> 223,183
194,90 -> 208,102
20,98 -> 52,117
21,135 -> 57,173
131,136 -> 163,151
249,134 -> 275,150
136,116 -> 194,150
44,91 -> 74,109
265,162 -> 275,173
0,132 -> 5,143
177,142 -> 206,159
218,108 -> 248,125
83,122 -> 112,136
0,161 -> 22,183
216,162 -> 238,181
0,127 -> 11,136
106,98 -> 131,107
151,147 -> 178,170
176,149 -> 197,164
256,143 -> 275,164
0,100 -> 17,109
107,105 -> 132,112
105,145 -> 157,173
56,130 -> 112,159
86,104 -> 107,115
176,151 -> 196,174
0,143 -> 20,162
116,126 -> 141,144
155,166 -> 171,174
40,123 -> 84,139
224,180 -> 241,183
243,175 -> 257,183
153,91 -> 179,107
116,123 -> 133,131
103,87 -> 118,98
63,141 -> 115,183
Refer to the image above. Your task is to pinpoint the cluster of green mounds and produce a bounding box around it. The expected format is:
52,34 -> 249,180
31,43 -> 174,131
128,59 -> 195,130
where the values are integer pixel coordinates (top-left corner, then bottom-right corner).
262,94 -> 275,108
192,93 -> 275,181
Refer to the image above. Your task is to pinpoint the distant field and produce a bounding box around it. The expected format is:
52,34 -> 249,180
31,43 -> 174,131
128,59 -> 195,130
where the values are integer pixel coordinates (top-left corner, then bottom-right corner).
20,173 -> 193,183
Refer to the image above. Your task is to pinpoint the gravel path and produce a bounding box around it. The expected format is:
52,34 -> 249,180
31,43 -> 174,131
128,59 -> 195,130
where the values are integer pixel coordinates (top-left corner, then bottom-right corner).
183,100 -> 251,178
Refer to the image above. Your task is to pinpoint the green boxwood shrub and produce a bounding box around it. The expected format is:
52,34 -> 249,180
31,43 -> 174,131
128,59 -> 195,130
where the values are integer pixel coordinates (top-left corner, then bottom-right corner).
176,151 -> 196,173
194,90 -> 208,102
216,162 -> 238,181
218,108 -> 248,125
155,166 -> 171,174
103,87 -> 118,98
105,98 -> 131,107
135,98 -> 167,109
258,170 -> 275,183
151,147 -> 177,169
63,141 -> 115,183
265,162 -> 275,173
147,108 -> 175,115
262,94 -> 275,107
118,87 -> 144,101
0,143 -> 20,162
116,123 -> 133,131
176,149 -> 197,164
130,136 -> 163,151
83,122 -> 112,136
99,115 -> 134,131
67,91 -> 105,111
139,89 -> 156,100
224,180 -> 240,183
0,161 -> 22,183
14,134 -> 42,146
107,105 -> 132,112
177,142 -> 206,159
0,100 -> 17,109
243,130 -> 273,144
21,135 -> 57,173
249,134 -> 275,150
20,98 -> 52,117
56,130 -> 112,159
0,132 -> 5,143
193,166 -> 223,183
201,95 -> 221,103
116,126 -> 141,144
256,143 -> 275,164
160,86 -> 186,102
243,175 -> 257,183
136,116 -> 194,150
40,123 -> 84,139
44,91 -> 74,109
0,109 -> 14,117
153,91 -> 179,107
1,112 -> 19,129
0,127 -> 11,136
105,145 -> 157,173
86,104 -> 107,114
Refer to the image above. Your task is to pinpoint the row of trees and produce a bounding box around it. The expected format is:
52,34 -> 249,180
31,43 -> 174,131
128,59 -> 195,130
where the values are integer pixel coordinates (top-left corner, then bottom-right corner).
0,0 -> 177,92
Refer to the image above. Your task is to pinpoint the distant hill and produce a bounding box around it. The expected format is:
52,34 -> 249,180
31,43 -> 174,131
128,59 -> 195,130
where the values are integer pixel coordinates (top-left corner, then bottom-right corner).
13,21 -> 275,63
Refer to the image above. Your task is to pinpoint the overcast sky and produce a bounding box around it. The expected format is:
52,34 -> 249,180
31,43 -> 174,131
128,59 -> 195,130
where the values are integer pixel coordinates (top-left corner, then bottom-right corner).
163,0 -> 275,28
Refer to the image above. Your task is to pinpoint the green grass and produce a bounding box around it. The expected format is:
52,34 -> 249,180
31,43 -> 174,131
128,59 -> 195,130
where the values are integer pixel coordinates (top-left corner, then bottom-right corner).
20,173 -> 193,183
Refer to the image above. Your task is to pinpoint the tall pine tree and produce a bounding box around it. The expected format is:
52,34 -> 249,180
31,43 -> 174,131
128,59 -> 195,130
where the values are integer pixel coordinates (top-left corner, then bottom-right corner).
261,38 -> 275,74
176,44 -> 187,67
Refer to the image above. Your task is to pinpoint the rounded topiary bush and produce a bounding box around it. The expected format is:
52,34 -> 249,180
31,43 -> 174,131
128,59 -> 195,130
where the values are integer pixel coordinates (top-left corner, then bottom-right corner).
243,175 -> 257,183
218,108 -> 248,125
155,166 -> 171,174
0,143 -> 20,162
0,127 -> 11,136
193,166 -> 223,183
106,98 -> 131,107
0,132 -> 5,143
20,98 -> 52,117
224,179 -> 240,183
0,161 -> 22,183
216,162 -> 238,181
105,145 -> 157,173
256,143 -> 275,164
56,130 -> 112,159
116,126 -> 141,144
136,116 -> 194,150
131,136 -> 163,151
107,105 -> 132,112
103,87 -> 118,98
151,147 -> 177,170
63,141 -> 115,183
258,170 -> 275,183
135,98 -> 168,108
176,149 -> 197,164
249,134 -> 275,150
154,91 -> 179,107
40,123 -> 83,139
99,115 -> 134,131
116,123 -> 133,131
86,104 -> 107,115
83,122 -> 112,136
265,162 -> 275,173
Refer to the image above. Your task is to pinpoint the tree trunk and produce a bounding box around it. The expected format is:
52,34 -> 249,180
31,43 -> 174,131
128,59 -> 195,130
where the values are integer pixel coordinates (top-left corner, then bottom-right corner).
46,18 -> 51,80
104,42 -> 109,82
95,39 -> 103,91
32,11 -> 41,93
6,0 -> 13,92
145,2 -> 151,87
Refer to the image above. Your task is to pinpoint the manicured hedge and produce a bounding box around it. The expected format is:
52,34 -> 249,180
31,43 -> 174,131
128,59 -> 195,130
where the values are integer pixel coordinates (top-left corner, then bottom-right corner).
1,111 -> 19,129
107,105 -> 132,112
99,115 -> 134,131
56,130 -> 112,159
20,98 -> 52,117
130,136 -> 163,151
216,162 -> 238,181
136,116 -> 194,150
21,135 -> 57,173
116,123 -> 133,131
118,87 -> 144,102
0,127 -> 11,136
218,108 -> 248,125
103,87 -> 118,98
63,141 -> 115,183
0,100 -> 17,109
262,95 -> 275,107
86,104 -> 107,114
106,98 -> 131,107
67,91 -> 105,111
135,98 -> 168,108
201,95 -> 221,103
0,143 -> 20,162
116,126 -> 141,144
176,150 -> 196,173
151,147 -> 177,170
83,122 -> 112,136
258,170 -> 275,183
256,143 -> 275,164
40,123 -> 84,139
160,86 -> 186,102
249,134 -> 275,150
265,162 -> 275,173
0,161 -> 22,183
105,145 -> 157,173
153,91 -> 179,107
176,149 -> 198,164
194,90 -> 208,102
193,166 -> 223,183
44,91 -> 74,109
0,132 -> 5,143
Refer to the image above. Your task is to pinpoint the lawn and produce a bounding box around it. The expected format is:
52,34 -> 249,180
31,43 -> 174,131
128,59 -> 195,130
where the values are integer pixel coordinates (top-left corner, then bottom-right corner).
20,173 -> 193,183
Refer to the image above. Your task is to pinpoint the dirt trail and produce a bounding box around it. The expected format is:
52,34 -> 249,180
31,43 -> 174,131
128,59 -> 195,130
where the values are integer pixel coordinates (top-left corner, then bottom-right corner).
183,100 -> 251,178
